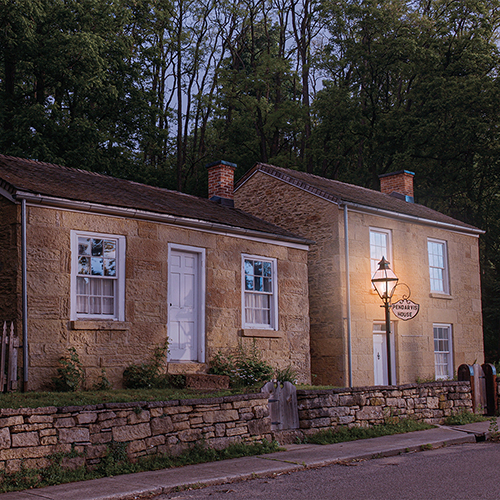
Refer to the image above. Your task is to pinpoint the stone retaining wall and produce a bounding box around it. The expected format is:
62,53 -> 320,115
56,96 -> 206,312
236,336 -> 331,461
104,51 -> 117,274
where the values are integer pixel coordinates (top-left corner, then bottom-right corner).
0,382 -> 473,472
296,381 -> 472,436
0,394 -> 271,473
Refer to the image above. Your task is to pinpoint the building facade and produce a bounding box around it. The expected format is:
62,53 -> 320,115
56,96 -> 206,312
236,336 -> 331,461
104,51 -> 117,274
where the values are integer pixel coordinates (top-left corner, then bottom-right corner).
0,156 -> 311,390
235,163 -> 484,387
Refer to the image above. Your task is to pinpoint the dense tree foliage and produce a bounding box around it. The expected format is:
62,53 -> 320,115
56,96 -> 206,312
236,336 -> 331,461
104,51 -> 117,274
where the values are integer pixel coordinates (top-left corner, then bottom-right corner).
2,0 -> 500,361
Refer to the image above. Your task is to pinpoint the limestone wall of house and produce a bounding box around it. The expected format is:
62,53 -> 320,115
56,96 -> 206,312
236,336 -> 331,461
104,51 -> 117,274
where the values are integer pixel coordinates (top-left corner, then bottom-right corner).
346,209 -> 484,386
235,174 -> 345,385
235,172 -> 484,387
21,203 -> 310,390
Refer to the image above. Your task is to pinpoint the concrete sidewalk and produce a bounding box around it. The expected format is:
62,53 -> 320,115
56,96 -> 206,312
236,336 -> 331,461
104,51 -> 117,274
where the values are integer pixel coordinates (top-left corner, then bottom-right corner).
0,419 -> 496,500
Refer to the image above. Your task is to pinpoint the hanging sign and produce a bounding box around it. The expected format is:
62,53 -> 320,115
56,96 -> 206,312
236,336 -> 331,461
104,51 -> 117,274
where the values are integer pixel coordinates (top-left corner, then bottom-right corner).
391,299 -> 420,321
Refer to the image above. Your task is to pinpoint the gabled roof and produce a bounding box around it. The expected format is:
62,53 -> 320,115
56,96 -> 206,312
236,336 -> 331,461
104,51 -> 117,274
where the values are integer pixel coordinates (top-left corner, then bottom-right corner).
236,163 -> 482,234
0,155 -> 310,245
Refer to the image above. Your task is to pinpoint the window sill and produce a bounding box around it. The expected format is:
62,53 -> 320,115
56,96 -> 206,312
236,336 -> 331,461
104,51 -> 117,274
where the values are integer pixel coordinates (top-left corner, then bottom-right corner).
239,329 -> 283,338
429,293 -> 453,300
70,320 -> 131,331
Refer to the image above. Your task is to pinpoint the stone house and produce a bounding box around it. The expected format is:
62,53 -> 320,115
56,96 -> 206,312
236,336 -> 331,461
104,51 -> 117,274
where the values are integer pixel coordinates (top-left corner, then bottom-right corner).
234,163 -> 484,387
0,156 -> 311,390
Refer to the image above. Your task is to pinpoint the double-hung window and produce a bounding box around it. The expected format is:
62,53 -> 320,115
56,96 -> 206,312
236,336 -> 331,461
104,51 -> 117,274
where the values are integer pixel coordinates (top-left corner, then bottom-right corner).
434,324 -> 453,380
71,231 -> 126,321
370,228 -> 392,276
427,239 -> 449,294
242,255 -> 278,329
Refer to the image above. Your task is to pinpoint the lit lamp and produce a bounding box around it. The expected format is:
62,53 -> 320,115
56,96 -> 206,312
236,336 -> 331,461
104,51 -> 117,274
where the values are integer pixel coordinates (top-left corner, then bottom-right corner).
371,257 -> 399,385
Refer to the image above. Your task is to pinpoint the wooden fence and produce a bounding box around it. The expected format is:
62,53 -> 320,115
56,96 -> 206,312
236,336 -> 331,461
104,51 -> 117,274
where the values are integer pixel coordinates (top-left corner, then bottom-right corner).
0,321 -> 18,392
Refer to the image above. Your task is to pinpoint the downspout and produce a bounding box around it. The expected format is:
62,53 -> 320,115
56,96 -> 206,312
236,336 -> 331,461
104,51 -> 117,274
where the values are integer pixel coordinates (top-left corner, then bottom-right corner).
21,199 -> 28,391
343,205 -> 353,387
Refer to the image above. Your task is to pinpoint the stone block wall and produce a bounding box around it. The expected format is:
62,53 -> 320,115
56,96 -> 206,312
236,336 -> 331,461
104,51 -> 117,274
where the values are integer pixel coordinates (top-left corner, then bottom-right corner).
0,393 -> 271,473
296,381 -> 472,435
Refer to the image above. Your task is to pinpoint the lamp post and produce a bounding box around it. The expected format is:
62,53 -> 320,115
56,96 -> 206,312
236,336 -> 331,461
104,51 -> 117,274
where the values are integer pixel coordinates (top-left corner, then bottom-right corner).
371,257 -> 399,385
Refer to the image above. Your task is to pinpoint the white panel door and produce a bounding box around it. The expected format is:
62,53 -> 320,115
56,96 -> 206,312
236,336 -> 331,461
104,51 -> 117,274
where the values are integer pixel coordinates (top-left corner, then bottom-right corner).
373,323 -> 396,385
168,250 -> 199,361
373,333 -> 388,385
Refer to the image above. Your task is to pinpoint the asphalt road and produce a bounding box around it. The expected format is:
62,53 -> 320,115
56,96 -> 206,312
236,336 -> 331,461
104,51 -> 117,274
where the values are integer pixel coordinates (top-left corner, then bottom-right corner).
157,441 -> 500,500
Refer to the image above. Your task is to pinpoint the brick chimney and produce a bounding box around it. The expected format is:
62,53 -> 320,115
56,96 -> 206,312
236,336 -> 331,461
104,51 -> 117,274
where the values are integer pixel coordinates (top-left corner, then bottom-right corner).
379,170 -> 415,203
205,160 -> 237,207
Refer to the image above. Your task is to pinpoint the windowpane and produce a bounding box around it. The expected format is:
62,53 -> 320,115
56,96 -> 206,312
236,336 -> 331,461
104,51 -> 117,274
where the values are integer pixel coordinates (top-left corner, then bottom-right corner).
78,257 -> 90,275
78,238 -> 91,256
91,257 -> 104,276
92,239 -> 103,256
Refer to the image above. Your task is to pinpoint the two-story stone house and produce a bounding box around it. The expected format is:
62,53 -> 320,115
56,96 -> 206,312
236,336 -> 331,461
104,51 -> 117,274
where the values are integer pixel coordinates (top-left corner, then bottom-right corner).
235,163 -> 484,387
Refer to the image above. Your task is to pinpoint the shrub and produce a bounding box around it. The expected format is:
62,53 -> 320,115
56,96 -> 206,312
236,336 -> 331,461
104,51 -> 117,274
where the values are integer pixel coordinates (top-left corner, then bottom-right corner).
275,365 -> 297,384
91,368 -> 111,391
53,348 -> 85,392
123,341 -> 185,389
208,341 -> 273,388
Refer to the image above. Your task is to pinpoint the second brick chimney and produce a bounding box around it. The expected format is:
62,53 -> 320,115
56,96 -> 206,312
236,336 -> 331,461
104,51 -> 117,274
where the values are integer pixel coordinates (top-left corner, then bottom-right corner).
206,160 -> 237,207
379,170 -> 415,203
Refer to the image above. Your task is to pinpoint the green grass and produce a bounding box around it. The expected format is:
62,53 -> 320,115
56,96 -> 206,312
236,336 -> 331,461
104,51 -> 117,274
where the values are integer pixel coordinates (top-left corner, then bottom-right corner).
304,418 -> 434,445
0,387 -> 249,409
443,410 -> 489,425
0,439 -> 282,493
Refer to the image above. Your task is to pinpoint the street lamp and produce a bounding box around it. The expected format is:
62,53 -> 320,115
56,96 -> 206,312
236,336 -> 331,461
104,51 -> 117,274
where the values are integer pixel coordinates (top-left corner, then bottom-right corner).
371,257 -> 399,385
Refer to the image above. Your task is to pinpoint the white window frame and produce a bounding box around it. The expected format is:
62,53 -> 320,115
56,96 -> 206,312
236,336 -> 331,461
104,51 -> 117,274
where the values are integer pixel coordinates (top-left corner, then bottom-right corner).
427,238 -> 450,294
370,228 -> 393,276
433,323 -> 453,380
241,254 -> 278,330
70,231 -> 126,321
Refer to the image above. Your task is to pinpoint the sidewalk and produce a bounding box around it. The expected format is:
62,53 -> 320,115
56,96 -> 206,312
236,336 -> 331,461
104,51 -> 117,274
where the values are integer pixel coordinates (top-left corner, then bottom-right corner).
0,419 -> 496,500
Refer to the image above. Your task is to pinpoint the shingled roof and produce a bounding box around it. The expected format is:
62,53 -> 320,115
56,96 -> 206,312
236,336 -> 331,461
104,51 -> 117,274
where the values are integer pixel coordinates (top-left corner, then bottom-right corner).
0,155 -> 309,244
236,163 -> 482,234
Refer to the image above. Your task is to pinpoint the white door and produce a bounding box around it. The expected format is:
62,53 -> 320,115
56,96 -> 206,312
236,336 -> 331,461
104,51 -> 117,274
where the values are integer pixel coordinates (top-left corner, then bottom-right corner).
168,249 -> 199,361
373,323 -> 396,385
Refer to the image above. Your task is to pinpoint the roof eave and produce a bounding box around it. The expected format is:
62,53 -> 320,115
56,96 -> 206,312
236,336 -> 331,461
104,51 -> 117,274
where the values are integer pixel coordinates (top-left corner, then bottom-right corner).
13,190 -> 312,249
236,165 -> 483,237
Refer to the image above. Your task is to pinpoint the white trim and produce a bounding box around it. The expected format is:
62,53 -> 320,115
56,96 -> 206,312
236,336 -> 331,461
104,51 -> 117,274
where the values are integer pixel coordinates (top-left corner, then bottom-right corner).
236,169 -> 483,236
15,192 -> 309,250
427,238 -> 450,295
70,230 -> 126,321
241,254 -> 279,330
167,243 -> 206,363
433,323 -> 453,380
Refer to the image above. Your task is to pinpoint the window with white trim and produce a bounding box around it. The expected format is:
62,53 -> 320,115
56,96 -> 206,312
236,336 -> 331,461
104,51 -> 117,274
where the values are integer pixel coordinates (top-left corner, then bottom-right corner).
242,255 -> 278,329
434,324 -> 453,380
370,228 -> 392,276
71,231 -> 126,320
427,239 -> 449,293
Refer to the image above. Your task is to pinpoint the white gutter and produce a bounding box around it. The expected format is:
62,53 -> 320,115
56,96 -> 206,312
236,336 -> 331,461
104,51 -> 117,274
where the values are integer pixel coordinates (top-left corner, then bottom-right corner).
343,201 -> 484,237
344,205 -> 352,388
13,191 -> 311,250
21,199 -> 28,391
